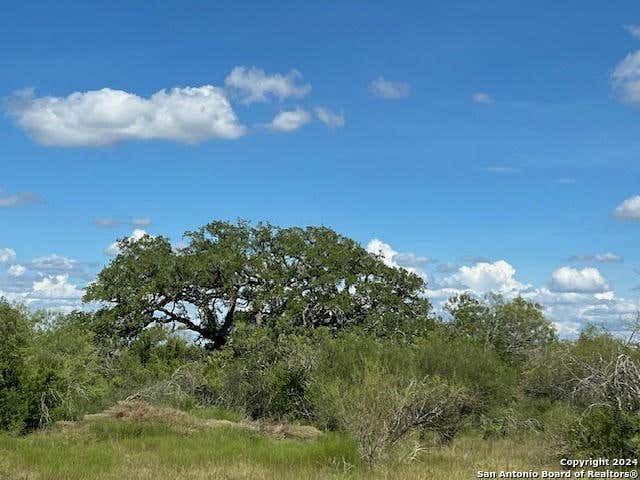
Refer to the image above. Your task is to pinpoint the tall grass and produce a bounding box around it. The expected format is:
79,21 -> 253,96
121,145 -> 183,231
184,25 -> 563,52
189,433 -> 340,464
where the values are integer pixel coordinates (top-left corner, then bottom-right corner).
0,419 -> 554,480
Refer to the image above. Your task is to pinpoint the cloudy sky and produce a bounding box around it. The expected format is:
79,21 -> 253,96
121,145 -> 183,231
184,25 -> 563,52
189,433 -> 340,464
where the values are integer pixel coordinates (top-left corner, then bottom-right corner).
1,1 -> 639,336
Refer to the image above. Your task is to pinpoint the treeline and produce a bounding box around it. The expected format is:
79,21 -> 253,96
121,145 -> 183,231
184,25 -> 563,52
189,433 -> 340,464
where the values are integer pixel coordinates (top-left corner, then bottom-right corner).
1,220 -> 639,465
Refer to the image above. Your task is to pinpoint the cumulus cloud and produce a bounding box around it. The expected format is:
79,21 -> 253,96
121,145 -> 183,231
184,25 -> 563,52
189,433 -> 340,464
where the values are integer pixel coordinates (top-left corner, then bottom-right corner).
365,240 -> 637,338
8,265 -> 26,277
365,239 -> 429,279
613,195 -> 640,220
7,86 -> 246,146
0,248 -> 17,263
106,229 -> 148,256
93,217 -> 152,228
471,92 -> 494,104
569,252 -> 623,263
443,260 -> 527,293
224,66 -> 311,104
370,77 -> 410,99
268,109 -> 312,132
550,267 -> 609,293
314,107 -> 345,129
0,190 -> 44,207
611,51 -> 640,104
32,274 -> 83,299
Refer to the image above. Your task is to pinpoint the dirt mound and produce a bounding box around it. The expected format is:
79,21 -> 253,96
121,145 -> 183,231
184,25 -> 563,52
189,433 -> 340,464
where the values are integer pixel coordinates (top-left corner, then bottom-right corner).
78,401 -> 322,440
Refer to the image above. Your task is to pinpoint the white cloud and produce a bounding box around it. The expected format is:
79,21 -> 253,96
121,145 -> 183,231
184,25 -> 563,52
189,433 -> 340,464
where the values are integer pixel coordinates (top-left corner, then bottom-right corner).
314,107 -> 345,129
268,109 -> 312,133
32,274 -> 83,299
471,92 -> 494,104
550,267 -> 609,293
106,229 -> 148,256
93,217 -> 152,228
625,25 -> 640,38
366,239 -> 430,280
611,51 -> 640,104
393,252 -> 433,268
8,264 -> 26,277
613,195 -> 640,220
366,239 -> 399,267
30,254 -> 79,272
569,252 -> 623,263
443,260 -> 526,293
0,248 -> 17,263
0,190 -> 44,207
224,66 -> 311,104
131,218 -> 152,227
7,86 -> 245,146
370,77 -> 410,99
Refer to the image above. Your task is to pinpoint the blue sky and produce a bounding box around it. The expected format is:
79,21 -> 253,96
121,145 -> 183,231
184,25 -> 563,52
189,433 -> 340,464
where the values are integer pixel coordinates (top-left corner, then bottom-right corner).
1,0 -> 639,335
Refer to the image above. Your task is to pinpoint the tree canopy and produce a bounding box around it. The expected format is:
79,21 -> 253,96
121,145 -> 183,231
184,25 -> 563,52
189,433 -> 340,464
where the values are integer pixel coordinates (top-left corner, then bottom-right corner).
444,293 -> 556,362
84,220 -> 431,348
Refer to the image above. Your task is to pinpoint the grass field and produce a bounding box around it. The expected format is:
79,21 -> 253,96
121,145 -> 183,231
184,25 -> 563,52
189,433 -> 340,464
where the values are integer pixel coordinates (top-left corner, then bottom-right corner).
0,404 -> 558,480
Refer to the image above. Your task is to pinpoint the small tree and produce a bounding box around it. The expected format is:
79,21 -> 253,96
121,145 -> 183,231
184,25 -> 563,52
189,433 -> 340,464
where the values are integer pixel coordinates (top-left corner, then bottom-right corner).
445,293 -> 556,362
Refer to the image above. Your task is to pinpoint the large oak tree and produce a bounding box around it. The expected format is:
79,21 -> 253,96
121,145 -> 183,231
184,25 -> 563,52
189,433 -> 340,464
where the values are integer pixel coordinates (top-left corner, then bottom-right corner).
84,221 -> 431,349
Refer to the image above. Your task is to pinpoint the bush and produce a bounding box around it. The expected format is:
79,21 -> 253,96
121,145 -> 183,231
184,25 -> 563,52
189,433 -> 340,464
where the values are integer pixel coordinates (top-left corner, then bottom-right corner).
206,324 -> 318,420
566,407 -> 640,458
308,333 -> 472,465
313,349 -> 470,465
0,302 -> 106,432
98,326 -> 206,407
0,302 -> 33,431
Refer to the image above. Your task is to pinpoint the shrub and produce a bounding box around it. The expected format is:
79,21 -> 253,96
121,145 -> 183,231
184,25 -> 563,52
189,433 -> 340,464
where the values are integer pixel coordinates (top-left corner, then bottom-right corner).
566,406 -> 640,458
0,302 -> 33,431
312,355 -> 470,466
0,302 -> 106,432
206,324 -> 318,420
309,333 -> 472,465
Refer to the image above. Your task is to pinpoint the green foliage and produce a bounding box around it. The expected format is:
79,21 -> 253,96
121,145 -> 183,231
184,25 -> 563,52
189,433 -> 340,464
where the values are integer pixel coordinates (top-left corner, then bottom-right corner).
567,407 -> 640,458
309,333 -> 472,465
99,326 -> 206,408
0,301 -> 105,432
207,324 -> 318,420
0,301 -> 33,431
85,220 -> 432,349
445,293 -> 556,363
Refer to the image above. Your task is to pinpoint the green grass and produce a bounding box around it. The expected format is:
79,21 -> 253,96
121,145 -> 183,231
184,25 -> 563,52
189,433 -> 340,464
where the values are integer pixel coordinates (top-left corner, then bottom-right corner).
188,406 -> 246,423
0,419 -> 557,480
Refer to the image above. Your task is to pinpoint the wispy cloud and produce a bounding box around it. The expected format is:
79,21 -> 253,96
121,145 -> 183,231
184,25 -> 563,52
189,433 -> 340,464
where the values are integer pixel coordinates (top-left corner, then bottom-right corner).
370,77 -> 410,99
485,166 -> 517,174
0,189 -> 44,207
625,25 -> 640,38
471,92 -> 494,104
569,252 -> 623,263
554,178 -> 576,184
225,66 -> 311,104
93,217 -> 152,228
267,109 -> 312,133
314,107 -> 345,129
